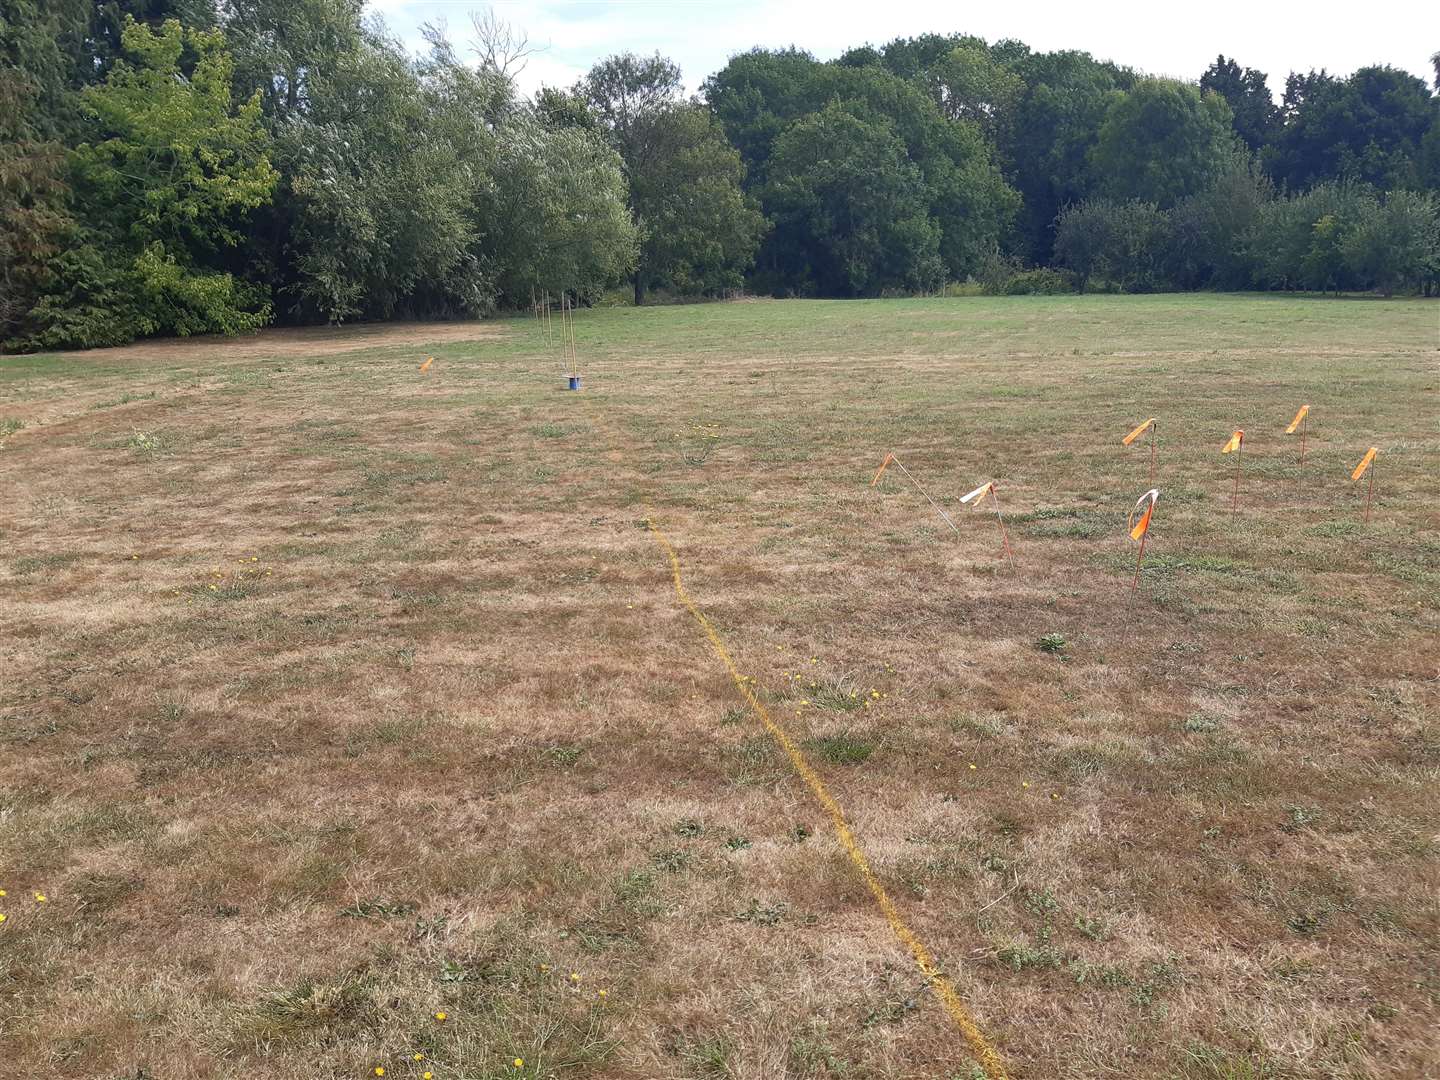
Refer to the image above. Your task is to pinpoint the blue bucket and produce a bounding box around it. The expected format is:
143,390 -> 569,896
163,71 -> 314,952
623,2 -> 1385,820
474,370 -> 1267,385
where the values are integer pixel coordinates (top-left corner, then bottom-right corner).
567,375 -> 582,391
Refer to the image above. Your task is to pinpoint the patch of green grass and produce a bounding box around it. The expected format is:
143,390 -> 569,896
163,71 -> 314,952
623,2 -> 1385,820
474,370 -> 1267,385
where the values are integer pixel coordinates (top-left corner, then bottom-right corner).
337,897 -> 417,919
682,1035 -> 735,1078
540,744 -> 584,768
125,429 -> 170,455
733,899 -> 791,926
238,974 -> 378,1045
995,938 -> 1064,972
807,732 -> 875,765
1035,632 -> 1069,654
92,391 -> 156,410
951,711 -> 1010,739
806,679 -> 865,711
1017,506 -> 1117,540
12,551 -> 81,575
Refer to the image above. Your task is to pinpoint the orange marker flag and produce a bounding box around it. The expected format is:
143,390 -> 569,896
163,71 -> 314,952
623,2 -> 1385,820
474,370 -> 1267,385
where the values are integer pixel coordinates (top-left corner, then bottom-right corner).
1122,418 -> 1156,446
871,452 -> 895,486
419,356 -> 434,373
1352,447 -> 1379,523
1127,489 -> 1160,590
1285,405 -> 1309,435
1129,503 -> 1154,541
1221,430 -> 1244,454
959,481 -> 994,506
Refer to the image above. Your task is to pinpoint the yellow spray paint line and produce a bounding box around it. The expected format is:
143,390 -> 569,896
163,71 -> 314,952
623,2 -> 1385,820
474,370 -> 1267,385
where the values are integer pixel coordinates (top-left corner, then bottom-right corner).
645,518 -> 1009,1080
566,373 -> 1007,1073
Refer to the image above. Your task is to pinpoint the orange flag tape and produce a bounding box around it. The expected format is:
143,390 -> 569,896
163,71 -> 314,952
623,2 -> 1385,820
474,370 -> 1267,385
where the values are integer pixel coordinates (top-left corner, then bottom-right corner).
1128,489 -> 1160,541
1122,418 -> 1156,446
419,356 -> 434,373
1222,430 -> 1244,454
960,481 -> 994,506
1285,405 -> 1309,434
1351,447 -> 1377,481
1129,506 -> 1153,541
871,452 -> 895,486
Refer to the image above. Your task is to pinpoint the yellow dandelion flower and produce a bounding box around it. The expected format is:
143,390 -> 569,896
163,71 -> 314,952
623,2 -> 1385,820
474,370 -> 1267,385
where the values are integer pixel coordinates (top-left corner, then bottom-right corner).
513,1058 -> 524,1068
0,889 -> 6,897
598,989 -> 608,999
434,1011 -> 447,1021
0,913 -> 7,924
539,964 -> 550,973
1021,782 -> 1030,789
413,1053 -> 424,1061
569,972 -> 580,982
374,1068 -> 385,1077
968,763 -> 977,770
34,893 -> 45,903
424,1074 -> 433,1080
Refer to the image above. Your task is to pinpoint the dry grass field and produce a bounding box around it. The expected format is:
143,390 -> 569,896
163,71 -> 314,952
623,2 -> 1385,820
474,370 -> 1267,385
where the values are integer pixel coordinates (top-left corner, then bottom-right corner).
1,295 -> 1437,1080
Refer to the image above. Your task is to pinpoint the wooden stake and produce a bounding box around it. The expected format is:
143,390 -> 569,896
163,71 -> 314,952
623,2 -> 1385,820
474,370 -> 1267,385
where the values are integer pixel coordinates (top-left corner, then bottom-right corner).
1232,441 -> 1242,518
991,488 -> 1017,570
1131,528 -> 1149,592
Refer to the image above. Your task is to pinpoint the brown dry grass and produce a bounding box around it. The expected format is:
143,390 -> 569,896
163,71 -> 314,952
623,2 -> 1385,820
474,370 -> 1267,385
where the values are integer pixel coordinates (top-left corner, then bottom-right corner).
1,295 -> 1437,1080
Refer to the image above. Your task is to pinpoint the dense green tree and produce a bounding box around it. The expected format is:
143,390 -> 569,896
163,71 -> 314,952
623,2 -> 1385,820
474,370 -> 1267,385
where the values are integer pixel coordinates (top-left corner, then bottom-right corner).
1002,49 -> 1134,263
626,105 -> 766,298
1200,55 -> 1277,151
1053,197 -> 1171,291
763,103 -> 943,295
1090,78 -> 1237,207
0,0 -> 91,343
534,85 -> 597,131
1341,189 -> 1440,295
704,48 -> 1015,289
280,32 -> 494,322
578,52 -> 682,168
930,41 -> 1024,140
21,17 -> 275,348
839,32 -> 1022,139
88,0 -> 219,78
223,0 -> 363,122
484,109 -> 638,304
1266,66 -> 1437,191
1246,182 -> 1365,290
1165,152 -> 1273,288
580,53 -> 763,302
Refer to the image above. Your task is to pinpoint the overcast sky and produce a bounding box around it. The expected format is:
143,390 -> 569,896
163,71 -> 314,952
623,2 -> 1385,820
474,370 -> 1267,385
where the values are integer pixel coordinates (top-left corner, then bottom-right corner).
368,0 -> 1438,100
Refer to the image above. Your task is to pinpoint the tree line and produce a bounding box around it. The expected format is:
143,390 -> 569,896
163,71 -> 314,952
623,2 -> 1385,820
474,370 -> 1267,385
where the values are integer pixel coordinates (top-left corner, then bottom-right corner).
2,3 -> 1437,351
